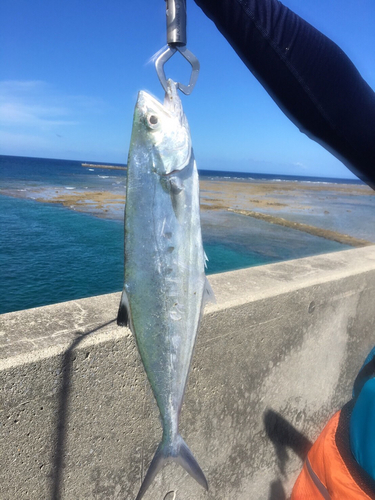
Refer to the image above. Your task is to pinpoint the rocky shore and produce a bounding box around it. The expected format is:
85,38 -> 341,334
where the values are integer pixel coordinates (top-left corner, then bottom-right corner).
228,208 -> 373,247
1,178 -> 374,245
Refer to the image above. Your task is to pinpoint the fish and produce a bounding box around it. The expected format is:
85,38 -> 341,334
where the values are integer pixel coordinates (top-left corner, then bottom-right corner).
117,79 -> 214,499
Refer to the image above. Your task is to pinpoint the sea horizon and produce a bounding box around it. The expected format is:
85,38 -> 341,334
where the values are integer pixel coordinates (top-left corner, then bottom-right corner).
0,154 -> 373,315
0,153 -> 364,185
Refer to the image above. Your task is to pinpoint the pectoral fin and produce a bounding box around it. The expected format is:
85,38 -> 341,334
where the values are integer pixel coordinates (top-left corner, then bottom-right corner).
117,289 -> 132,328
169,176 -> 183,194
204,278 -> 216,305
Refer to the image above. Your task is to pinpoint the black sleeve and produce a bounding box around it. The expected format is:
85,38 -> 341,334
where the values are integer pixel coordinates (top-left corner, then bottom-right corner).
194,0 -> 375,188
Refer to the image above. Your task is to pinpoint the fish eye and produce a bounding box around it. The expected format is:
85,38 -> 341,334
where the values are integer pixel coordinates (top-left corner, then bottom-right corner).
147,114 -> 159,129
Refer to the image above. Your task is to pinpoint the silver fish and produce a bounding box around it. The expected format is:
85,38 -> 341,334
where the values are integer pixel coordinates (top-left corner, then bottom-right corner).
117,80 -> 214,499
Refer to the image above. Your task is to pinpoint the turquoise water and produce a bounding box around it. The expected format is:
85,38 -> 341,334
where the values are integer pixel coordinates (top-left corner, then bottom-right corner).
0,194 -> 349,315
204,242 -> 269,274
0,196 -> 124,313
0,195 -> 278,314
0,195 -> 272,314
0,155 -> 361,315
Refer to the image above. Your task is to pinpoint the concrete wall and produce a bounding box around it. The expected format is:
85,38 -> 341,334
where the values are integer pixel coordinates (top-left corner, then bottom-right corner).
1,246 -> 375,500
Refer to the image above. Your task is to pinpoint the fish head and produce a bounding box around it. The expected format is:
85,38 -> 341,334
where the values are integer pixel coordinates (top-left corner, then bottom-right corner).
134,83 -> 191,176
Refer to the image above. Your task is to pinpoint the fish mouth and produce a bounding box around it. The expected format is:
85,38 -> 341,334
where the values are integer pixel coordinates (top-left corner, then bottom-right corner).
137,90 -> 160,106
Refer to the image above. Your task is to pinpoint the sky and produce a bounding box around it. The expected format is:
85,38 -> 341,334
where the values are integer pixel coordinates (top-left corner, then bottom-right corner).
1,0 -> 374,178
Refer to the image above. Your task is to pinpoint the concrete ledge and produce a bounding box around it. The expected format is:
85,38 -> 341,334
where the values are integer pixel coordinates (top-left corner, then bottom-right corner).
1,246 -> 375,499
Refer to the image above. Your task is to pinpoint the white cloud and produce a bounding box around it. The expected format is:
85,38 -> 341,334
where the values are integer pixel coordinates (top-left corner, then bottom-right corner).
0,80 -> 47,95
0,80 -> 104,129
0,102 -> 77,127
0,80 -> 110,158
0,80 -> 74,129
0,130 -> 51,155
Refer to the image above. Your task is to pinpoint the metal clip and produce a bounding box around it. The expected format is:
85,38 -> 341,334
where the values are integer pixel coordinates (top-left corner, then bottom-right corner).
156,0 -> 200,95
155,45 -> 200,95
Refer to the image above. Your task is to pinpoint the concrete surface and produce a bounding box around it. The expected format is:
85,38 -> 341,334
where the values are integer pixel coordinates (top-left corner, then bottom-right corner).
1,246 -> 375,499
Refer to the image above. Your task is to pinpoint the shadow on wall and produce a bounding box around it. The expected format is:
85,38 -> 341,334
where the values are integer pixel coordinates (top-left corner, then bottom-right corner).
50,319 -> 116,500
50,327 -> 313,500
264,409 -> 313,500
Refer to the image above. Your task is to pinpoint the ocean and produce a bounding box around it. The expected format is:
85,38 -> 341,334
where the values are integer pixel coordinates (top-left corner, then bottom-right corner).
1,155 -> 372,315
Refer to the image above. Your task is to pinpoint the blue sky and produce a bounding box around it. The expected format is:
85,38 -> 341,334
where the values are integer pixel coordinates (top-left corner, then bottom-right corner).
1,0 -> 374,178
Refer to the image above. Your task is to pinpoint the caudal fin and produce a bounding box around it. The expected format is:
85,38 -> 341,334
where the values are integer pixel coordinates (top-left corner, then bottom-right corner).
135,442 -> 166,500
135,435 -> 208,500
176,436 -> 208,490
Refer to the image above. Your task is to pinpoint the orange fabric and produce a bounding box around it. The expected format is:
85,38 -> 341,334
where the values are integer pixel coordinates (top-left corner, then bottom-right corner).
291,411 -> 373,499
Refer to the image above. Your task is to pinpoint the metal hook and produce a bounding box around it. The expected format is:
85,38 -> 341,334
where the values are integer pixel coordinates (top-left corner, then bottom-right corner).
155,0 -> 200,95
163,490 -> 177,500
155,45 -> 200,95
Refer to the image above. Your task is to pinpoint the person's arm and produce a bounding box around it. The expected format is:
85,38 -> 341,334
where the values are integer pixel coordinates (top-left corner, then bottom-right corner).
194,0 -> 375,188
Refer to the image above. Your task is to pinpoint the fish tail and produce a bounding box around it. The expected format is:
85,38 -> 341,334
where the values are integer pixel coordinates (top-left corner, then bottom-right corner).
135,435 -> 208,500
175,435 -> 208,490
135,442 -> 166,500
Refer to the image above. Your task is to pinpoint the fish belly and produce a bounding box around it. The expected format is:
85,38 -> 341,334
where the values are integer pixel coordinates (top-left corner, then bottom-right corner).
124,152 -> 205,427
